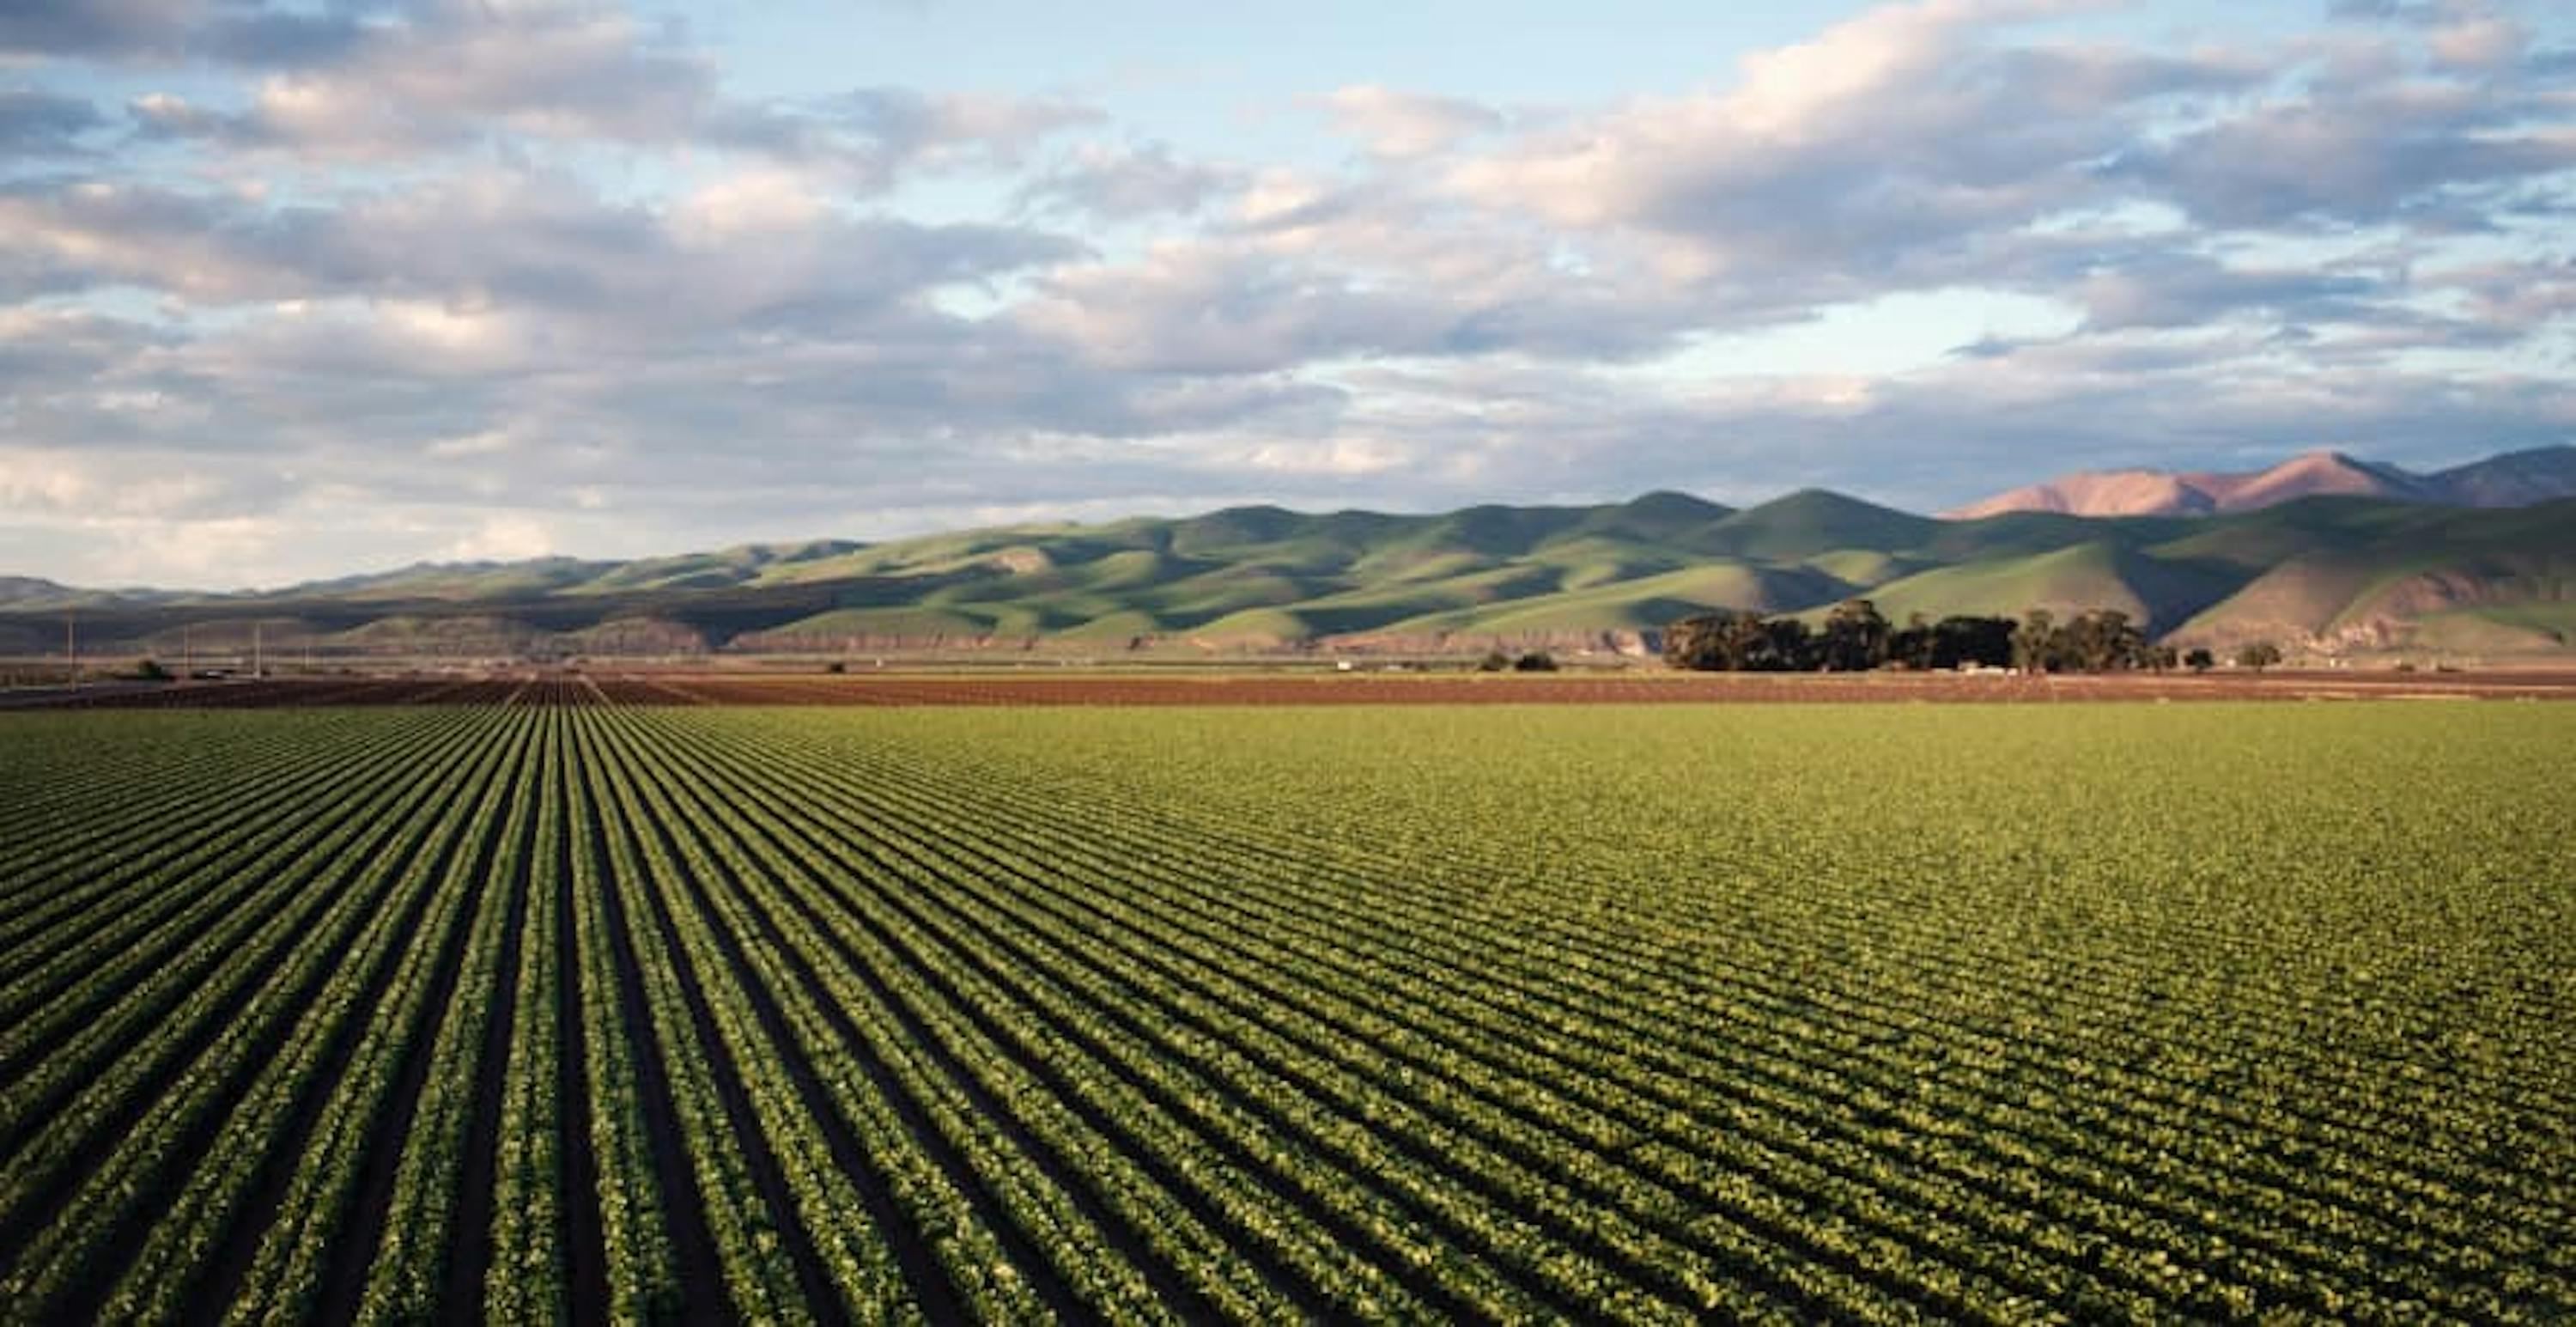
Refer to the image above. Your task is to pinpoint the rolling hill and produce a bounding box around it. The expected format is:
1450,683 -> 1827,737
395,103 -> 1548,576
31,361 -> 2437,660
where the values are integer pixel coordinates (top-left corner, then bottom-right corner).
10,478 -> 2574,660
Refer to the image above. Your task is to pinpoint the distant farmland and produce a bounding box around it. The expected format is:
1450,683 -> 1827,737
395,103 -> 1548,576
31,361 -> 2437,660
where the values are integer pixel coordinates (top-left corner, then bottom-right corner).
2,702 -> 2569,1322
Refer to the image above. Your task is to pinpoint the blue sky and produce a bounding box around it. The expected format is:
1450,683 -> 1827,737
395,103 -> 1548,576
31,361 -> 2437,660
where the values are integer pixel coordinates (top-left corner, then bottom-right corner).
3,0 -> 2573,587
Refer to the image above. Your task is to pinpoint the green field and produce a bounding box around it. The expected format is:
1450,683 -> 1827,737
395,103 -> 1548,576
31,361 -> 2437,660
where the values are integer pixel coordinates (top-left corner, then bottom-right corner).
2,703 -> 2571,1322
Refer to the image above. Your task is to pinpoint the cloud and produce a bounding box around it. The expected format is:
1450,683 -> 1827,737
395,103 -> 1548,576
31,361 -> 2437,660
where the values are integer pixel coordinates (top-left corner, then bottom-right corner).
3,1 -> 406,69
0,88 -> 106,156
172,0 -> 714,160
2074,253 -> 2388,331
0,0 -> 197,60
101,3 -> 1101,188
1015,141 -> 1241,221
2429,254 -> 2576,330
446,513 -> 556,562
1315,86 -> 1504,157
0,447 -> 232,521
2111,58 -> 2576,228
819,86 -> 1103,165
1448,3 -> 2263,301
712,86 -> 1104,191
0,167 -> 1082,325
1013,229 -> 1703,375
0,304 -> 175,389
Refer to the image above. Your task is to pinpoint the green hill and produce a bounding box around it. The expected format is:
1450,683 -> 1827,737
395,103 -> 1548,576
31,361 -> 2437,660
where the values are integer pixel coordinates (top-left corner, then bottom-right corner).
1864,542 -> 2246,631
1688,490 -> 1935,561
1382,563 -> 1844,638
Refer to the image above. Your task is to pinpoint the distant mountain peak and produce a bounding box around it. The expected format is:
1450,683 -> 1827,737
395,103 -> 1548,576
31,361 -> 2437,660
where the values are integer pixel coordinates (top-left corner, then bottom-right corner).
1948,445 -> 2569,520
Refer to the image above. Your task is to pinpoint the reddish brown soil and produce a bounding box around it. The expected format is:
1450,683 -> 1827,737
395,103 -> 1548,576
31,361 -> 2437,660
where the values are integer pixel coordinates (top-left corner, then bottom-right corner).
16,668 -> 2576,709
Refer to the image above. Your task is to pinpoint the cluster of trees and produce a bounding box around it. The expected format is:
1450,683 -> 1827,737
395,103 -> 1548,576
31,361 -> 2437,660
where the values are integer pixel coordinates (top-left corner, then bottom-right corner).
1664,600 -> 2281,675
2011,608 -> 2157,673
1664,601 -> 1932,673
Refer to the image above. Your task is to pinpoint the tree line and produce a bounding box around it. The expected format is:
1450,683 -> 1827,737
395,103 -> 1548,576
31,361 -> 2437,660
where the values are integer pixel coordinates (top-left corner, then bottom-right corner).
1663,601 -> 2280,673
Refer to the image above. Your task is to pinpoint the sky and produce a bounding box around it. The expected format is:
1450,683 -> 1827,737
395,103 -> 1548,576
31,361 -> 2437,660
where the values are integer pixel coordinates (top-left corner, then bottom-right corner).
3,1 -> 2573,588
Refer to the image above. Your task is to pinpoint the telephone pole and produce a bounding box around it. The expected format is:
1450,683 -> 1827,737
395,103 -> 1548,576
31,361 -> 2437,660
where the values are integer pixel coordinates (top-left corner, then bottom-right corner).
65,607 -> 77,688
253,621 -> 264,679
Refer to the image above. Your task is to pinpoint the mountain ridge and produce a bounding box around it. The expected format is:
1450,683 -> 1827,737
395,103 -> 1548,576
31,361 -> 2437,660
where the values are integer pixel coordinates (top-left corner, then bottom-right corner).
1948,445 -> 2576,519
8,478 -> 2571,660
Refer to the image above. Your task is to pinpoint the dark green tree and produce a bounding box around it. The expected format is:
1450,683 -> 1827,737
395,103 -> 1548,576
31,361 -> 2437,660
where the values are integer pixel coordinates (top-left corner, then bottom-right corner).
2063,609 -> 2147,673
1661,615 -> 1734,671
1819,599 -> 1890,673
1935,616 -> 2017,669
2013,609 -> 2057,673
2235,641 -> 2284,672
1886,612 -> 1935,670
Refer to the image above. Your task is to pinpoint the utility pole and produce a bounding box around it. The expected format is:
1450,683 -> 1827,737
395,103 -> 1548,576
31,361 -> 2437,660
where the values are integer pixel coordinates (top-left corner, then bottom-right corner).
253,621 -> 264,679
65,607 -> 76,688
183,622 -> 193,682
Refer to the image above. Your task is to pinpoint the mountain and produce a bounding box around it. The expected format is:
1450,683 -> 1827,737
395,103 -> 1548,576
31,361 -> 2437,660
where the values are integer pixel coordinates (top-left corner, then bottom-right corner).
1948,445 -> 2576,519
0,576 -> 78,608
2433,446 -> 2576,508
8,484 -> 2572,660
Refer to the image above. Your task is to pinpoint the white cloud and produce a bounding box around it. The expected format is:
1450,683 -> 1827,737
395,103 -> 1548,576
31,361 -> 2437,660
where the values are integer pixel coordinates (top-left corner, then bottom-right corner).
1315,86 -> 1503,157
1016,141 -> 1241,221
673,168 -> 829,239
447,513 -> 556,562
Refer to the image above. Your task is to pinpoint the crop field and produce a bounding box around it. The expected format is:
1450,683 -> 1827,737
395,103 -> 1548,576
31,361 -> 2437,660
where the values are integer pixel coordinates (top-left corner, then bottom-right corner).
1,701 -> 2570,1323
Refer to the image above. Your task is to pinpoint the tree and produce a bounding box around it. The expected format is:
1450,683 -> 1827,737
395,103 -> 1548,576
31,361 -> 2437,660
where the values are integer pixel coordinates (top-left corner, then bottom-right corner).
1886,612 -> 1935,671
1819,599 -> 1890,673
2061,609 -> 2147,673
2013,610 -> 2057,673
1663,611 -> 1759,671
1932,616 -> 2016,669
2184,647 -> 2215,673
2235,641 -> 2283,672
1477,648 -> 1513,673
1741,617 -> 1815,672
1512,650 -> 1558,673
1662,610 -> 1816,671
